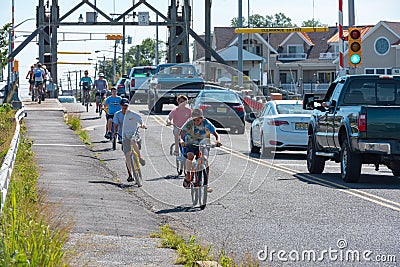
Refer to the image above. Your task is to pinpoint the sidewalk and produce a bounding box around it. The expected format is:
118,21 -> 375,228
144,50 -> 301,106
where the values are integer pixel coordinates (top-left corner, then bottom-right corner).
23,98 -> 179,267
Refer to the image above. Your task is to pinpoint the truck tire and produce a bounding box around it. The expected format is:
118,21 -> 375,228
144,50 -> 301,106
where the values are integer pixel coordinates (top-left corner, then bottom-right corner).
154,100 -> 163,114
307,135 -> 325,174
340,138 -> 361,183
389,161 -> 400,176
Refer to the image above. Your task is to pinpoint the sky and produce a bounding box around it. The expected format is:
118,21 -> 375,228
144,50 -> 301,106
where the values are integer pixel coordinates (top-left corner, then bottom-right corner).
1,0 -> 399,87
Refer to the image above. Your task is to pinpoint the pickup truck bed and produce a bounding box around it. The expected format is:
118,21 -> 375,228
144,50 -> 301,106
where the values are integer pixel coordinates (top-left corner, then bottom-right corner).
147,63 -> 204,113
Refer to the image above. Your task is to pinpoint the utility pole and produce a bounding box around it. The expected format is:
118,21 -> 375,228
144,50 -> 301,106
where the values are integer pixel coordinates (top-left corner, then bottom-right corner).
113,42 -> 117,85
122,15 -> 126,75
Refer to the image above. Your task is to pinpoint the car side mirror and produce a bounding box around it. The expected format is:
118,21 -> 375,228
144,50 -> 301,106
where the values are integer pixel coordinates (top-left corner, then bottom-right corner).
246,111 -> 258,123
303,93 -> 315,110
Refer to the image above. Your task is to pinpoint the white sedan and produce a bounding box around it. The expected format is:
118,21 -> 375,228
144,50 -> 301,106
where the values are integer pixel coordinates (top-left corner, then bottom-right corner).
250,100 -> 313,157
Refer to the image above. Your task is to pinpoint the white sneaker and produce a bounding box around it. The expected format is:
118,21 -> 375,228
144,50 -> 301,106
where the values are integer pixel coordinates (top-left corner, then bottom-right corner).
207,186 -> 213,193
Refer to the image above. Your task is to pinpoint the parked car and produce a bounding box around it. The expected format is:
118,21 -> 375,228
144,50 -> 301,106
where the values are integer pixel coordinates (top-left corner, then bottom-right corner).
250,100 -> 312,156
191,89 -> 246,134
116,76 -> 129,98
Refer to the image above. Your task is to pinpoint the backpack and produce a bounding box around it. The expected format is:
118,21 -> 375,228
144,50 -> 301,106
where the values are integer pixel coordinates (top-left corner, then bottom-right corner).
34,68 -> 42,78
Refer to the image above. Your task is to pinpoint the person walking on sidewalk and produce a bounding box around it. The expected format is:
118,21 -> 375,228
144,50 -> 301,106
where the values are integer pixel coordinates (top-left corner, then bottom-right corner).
103,87 -> 122,139
166,95 -> 192,156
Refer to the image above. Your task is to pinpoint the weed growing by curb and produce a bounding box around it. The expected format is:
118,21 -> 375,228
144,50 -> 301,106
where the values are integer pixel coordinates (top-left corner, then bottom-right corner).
0,129 -> 72,266
151,224 -> 260,267
65,114 -> 91,146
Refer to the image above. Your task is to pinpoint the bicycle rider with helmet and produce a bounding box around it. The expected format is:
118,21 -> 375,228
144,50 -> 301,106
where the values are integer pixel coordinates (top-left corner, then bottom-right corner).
79,70 -> 93,106
179,108 -> 221,190
93,73 -> 108,113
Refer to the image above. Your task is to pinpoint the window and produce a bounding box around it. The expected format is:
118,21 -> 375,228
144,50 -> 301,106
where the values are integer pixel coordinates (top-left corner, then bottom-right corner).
364,68 -> 392,75
374,37 -> 390,55
288,45 -> 303,54
317,72 -> 335,83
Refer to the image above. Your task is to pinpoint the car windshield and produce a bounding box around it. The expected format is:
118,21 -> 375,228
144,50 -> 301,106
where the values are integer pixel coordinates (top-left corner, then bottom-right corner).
201,92 -> 239,102
276,103 -> 313,114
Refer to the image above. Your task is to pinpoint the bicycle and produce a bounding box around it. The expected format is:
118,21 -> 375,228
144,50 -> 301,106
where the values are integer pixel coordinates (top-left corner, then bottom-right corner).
184,141 -> 219,210
127,127 -> 145,187
170,142 -> 185,176
82,82 -> 90,112
35,82 -> 45,104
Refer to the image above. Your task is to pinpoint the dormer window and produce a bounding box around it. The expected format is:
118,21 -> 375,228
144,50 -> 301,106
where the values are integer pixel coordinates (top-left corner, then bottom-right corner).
288,44 -> 304,54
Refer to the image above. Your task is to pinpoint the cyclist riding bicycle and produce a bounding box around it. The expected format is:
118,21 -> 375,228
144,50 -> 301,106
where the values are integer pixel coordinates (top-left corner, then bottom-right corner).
179,108 -> 221,191
166,95 -> 192,156
113,98 -> 129,144
33,62 -> 46,103
26,65 -> 35,97
79,70 -> 93,106
104,87 -> 122,139
121,102 -> 146,182
93,73 -> 108,113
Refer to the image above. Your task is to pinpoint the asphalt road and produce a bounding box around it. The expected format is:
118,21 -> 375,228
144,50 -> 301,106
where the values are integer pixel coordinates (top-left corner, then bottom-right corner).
72,100 -> 400,266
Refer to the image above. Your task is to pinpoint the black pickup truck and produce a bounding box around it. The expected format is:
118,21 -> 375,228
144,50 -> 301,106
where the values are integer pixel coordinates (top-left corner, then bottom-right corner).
303,74 -> 400,182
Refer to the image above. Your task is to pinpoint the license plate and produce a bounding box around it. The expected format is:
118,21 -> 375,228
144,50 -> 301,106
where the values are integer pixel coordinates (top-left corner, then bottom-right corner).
217,107 -> 227,113
295,122 -> 308,130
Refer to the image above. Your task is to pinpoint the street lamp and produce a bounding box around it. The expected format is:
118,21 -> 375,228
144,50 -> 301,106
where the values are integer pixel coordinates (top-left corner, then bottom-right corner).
78,14 -> 84,23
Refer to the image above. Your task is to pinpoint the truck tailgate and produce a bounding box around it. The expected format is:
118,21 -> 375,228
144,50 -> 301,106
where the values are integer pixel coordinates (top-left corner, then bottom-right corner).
366,106 -> 400,140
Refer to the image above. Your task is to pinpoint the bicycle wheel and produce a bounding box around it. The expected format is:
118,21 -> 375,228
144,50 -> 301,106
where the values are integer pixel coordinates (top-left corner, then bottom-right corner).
99,103 -> 103,117
112,135 -> 117,150
130,152 -> 143,187
199,169 -> 208,210
190,172 -> 199,206
38,89 -> 42,104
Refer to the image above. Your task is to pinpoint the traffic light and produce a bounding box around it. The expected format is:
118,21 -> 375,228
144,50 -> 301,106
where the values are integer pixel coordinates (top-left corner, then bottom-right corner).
106,34 -> 123,40
348,27 -> 362,66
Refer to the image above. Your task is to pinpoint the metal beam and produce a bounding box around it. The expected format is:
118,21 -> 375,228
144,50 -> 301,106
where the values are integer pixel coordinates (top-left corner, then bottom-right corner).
188,28 -> 226,65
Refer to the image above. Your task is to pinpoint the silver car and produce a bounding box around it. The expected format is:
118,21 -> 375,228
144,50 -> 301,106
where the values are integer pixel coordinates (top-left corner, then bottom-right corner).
250,100 -> 313,157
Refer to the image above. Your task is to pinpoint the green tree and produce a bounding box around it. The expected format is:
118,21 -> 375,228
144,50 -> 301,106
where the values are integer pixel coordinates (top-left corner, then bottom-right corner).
0,24 -> 11,69
230,17 -> 246,27
271,12 -> 296,27
231,13 -> 297,28
302,19 -> 323,27
249,14 -> 266,27
125,38 -> 166,68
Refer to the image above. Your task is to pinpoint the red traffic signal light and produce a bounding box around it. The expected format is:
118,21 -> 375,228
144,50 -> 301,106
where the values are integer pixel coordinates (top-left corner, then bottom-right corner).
348,28 -> 362,66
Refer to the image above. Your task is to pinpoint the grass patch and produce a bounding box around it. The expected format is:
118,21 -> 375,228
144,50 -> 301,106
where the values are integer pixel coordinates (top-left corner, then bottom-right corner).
151,224 -> 259,267
65,114 -> 91,146
0,128 -> 72,266
0,104 -> 16,164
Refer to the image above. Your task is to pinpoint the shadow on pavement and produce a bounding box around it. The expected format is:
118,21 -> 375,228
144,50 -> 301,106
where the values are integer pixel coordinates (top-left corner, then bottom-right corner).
88,180 -> 136,189
81,116 -> 101,121
155,205 -> 202,214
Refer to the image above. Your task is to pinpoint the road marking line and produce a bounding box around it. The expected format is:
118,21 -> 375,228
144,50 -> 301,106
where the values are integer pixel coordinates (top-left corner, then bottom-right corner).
149,113 -> 400,211
218,146 -> 400,211
33,144 -> 86,147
